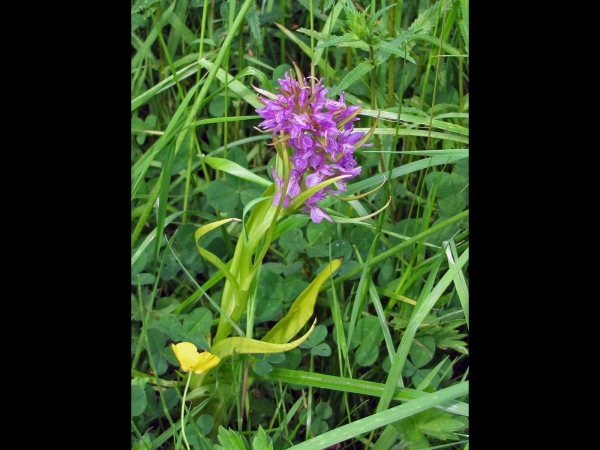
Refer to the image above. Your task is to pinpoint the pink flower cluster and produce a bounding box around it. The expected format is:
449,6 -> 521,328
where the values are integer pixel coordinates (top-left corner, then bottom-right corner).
254,71 -> 370,223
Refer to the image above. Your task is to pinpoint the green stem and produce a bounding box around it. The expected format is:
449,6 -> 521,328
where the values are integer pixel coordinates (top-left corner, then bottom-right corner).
180,372 -> 193,450
387,0 -> 397,107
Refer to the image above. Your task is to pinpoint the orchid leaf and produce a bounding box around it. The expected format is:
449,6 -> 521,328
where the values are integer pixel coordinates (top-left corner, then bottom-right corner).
261,258 -> 342,344
203,156 -> 271,187
194,219 -> 242,301
211,319 -> 317,360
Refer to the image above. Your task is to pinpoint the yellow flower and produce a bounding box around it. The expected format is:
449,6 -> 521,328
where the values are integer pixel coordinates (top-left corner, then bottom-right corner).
171,342 -> 221,374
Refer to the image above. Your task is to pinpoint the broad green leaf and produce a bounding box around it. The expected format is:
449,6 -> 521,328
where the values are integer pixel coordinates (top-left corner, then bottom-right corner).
196,414 -> 214,435
312,342 -> 332,357
409,335 -> 436,369
308,324 -> 328,345
355,343 -> 379,366
131,385 -> 147,416
315,402 -> 333,420
252,360 -> 273,376
310,418 -> 329,436
279,228 -> 309,253
206,179 -> 239,213
180,307 -> 212,348
132,273 -> 156,285
354,315 -> 384,347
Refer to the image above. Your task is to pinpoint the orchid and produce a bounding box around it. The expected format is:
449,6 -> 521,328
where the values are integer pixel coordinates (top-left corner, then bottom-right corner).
254,65 -> 371,222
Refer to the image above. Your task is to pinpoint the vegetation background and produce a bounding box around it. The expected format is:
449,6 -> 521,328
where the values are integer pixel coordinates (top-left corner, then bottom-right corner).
131,0 -> 469,449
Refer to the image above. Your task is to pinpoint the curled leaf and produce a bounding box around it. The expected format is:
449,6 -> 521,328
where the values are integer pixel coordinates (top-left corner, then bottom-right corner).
211,319 -> 318,361
262,258 -> 342,344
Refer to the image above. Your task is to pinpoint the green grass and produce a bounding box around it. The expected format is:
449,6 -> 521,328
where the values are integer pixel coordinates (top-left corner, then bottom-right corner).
131,1 -> 469,449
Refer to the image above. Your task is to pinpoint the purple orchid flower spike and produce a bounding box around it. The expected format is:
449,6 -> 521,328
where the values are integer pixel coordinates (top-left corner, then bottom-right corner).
303,190 -> 332,223
271,166 -> 301,208
253,63 -> 373,222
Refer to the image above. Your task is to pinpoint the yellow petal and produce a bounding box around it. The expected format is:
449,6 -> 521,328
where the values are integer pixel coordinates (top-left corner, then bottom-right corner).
171,342 -> 202,372
171,342 -> 221,374
191,351 -> 221,374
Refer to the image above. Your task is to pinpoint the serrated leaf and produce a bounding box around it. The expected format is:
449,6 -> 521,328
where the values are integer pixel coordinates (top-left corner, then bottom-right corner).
366,4 -> 395,27
374,41 -> 417,64
410,34 -> 462,56
436,338 -> 468,354
252,426 -> 273,450
313,32 -> 358,50
215,426 -> 248,450
335,40 -> 370,51
132,434 -> 152,450
295,28 -> 328,41
409,1 -> 440,35
246,2 -> 263,53
329,60 -> 372,97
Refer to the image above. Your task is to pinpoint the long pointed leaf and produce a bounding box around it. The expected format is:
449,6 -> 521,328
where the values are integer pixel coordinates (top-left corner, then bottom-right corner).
290,381 -> 469,450
261,258 -> 342,344
211,319 -> 317,360
194,219 -> 242,300
203,156 -> 270,187
377,248 -> 469,412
